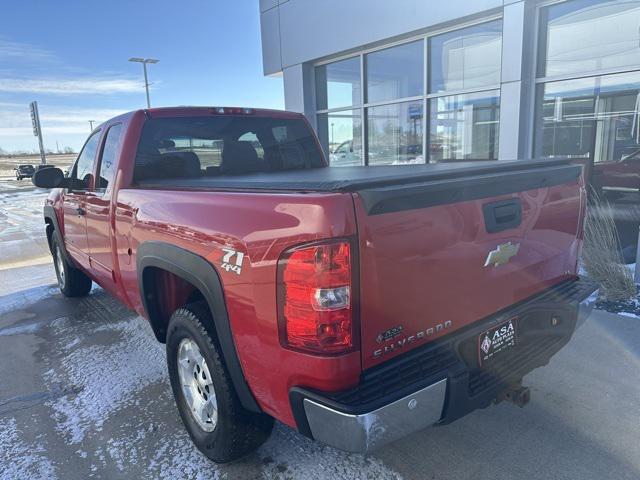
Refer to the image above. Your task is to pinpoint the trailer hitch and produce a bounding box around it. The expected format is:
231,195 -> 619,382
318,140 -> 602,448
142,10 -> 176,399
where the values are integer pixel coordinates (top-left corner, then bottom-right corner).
497,384 -> 531,408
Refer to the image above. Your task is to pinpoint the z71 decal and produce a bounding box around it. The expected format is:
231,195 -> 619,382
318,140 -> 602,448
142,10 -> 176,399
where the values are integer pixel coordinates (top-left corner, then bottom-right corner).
220,248 -> 244,275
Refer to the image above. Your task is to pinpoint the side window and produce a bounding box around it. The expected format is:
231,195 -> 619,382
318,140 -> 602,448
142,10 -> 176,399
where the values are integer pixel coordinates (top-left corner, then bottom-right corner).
71,131 -> 101,190
97,124 -> 123,191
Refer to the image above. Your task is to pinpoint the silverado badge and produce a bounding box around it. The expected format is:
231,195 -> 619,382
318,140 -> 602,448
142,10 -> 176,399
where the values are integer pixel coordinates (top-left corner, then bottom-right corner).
484,242 -> 520,268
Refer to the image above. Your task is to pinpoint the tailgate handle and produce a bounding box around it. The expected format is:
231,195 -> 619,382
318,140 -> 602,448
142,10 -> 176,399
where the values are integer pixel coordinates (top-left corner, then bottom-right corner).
483,199 -> 522,233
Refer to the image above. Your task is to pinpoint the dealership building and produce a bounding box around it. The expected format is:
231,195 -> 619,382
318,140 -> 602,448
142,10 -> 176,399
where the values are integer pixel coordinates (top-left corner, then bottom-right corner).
259,0 -> 640,170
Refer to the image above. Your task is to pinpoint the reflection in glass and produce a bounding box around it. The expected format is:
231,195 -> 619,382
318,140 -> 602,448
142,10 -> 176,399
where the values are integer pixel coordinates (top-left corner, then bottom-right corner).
317,110 -> 363,166
534,72 -> 640,163
366,40 -> 423,103
98,124 -> 123,189
538,0 -> 640,78
429,92 -> 500,161
367,101 -> 424,165
73,132 -> 101,189
315,57 -> 361,110
429,20 -> 502,93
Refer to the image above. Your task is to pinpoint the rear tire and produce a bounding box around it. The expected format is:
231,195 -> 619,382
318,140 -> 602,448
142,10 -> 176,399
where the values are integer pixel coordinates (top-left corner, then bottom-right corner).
166,302 -> 273,463
51,235 -> 92,297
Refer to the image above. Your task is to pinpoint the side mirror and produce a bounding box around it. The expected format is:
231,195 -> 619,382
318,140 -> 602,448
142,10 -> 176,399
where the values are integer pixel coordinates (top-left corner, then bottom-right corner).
32,167 -> 69,188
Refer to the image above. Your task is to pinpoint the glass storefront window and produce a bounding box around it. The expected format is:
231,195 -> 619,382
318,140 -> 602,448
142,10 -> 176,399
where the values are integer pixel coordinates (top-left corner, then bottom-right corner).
315,57 -> 361,110
317,110 -> 363,166
365,40 -> 423,103
429,20 -> 502,94
538,0 -> 640,78
316,20 -> 503,166
367,101 -> 424,165
429,91 -> 500,161
534,72 -> 640,163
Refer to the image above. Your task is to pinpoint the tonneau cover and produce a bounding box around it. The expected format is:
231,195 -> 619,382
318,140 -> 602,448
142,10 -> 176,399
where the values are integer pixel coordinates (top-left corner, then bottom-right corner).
135,158 -> 574,193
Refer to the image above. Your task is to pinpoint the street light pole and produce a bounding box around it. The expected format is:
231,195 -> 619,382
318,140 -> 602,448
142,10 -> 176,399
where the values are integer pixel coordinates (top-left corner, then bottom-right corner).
88,120 -> 95,131
129,57 -> 159,109
142,62 -> 150,109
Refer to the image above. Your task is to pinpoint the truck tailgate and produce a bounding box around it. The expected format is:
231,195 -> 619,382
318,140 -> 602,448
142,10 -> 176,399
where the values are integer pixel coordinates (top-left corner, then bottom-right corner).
353,162 -> 585,369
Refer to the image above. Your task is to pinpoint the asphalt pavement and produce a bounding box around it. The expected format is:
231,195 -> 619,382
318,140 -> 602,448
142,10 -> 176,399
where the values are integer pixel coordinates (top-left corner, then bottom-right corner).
0,184 -> 639,480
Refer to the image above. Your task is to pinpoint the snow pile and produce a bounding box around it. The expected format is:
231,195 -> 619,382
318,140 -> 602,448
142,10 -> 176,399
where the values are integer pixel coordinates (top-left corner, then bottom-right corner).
0,417 -> 57,480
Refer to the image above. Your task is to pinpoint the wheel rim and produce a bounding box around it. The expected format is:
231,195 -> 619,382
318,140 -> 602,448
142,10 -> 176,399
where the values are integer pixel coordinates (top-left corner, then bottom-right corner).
177,338 -> 218,432
55,245 -> 65,289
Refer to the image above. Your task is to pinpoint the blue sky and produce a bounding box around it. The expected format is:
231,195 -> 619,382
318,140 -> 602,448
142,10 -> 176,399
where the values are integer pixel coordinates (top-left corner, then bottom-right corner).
0,0 -> 284,153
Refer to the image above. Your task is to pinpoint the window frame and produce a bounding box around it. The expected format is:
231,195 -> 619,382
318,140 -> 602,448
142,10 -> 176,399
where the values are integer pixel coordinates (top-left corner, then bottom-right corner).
530,0 -> 640,160
314,14 -> 503,165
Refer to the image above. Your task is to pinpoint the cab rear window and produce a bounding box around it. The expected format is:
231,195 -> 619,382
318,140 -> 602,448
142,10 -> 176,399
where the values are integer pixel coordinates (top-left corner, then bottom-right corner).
133,115 -> 324,182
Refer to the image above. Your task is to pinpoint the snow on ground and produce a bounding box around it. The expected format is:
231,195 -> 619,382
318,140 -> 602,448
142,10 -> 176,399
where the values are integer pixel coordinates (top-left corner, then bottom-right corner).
579,262 -> 639,319
43,315 -> 167,444
7,286 -> 402,479
0,417 -> 56,480
594,263 -> 639,319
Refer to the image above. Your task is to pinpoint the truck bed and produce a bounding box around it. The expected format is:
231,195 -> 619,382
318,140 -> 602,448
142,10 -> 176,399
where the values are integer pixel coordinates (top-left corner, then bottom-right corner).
136,158 -> 578,194
137,158 -> 581,216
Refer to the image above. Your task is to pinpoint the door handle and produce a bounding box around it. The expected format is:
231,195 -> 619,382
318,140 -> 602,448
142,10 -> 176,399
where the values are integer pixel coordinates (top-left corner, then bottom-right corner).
76,207 -> 86,216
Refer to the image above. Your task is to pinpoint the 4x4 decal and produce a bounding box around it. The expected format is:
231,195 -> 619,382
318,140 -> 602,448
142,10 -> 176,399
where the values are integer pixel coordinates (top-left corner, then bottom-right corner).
220,248 -> 244,275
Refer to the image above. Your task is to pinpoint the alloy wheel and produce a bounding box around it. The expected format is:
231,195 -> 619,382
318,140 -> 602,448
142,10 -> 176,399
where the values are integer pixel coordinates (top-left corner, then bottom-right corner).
177,337 -> 218,432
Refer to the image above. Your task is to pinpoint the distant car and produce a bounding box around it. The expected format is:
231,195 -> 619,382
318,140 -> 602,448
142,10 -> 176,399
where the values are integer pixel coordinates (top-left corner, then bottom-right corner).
35,164 -> 56,172
15,164 -> 35,180
329,140 -> 361,166
592,149 -> 640,191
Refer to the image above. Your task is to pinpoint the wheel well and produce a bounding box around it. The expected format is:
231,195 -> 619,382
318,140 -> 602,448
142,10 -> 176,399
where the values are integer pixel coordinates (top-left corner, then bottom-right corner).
141,266 -> 207,343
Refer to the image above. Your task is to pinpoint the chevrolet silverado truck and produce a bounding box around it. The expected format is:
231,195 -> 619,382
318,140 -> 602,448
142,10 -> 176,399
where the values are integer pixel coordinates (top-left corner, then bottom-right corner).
33,106 -> 599,462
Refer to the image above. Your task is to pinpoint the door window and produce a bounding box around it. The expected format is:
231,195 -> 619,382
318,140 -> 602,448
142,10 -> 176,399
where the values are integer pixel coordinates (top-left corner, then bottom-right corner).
71,131 -> 101,190
97,124 -> 123,191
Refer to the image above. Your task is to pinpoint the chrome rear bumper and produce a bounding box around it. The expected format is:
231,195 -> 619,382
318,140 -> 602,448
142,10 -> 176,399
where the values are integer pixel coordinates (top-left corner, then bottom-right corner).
577,288 -> 599,329
294,277 -> 599,454
302,379 -> 446,453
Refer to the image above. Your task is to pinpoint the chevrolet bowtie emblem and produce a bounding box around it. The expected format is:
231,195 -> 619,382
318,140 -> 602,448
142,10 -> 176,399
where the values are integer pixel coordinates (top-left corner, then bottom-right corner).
484,242 -> 520,267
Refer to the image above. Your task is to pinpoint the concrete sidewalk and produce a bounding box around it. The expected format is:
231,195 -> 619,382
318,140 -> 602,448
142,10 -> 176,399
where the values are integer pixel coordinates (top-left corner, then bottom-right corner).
0,265 -> 638,480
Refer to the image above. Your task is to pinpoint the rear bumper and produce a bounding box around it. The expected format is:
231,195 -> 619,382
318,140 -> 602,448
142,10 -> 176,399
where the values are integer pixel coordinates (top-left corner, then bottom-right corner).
577,287 -> 599,329
302,379 -> 447,453
290,276 -> 599,453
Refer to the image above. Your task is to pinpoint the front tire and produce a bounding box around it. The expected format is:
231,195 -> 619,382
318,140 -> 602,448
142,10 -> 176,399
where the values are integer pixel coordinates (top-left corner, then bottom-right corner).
51,235 -> 92,297
166,302 -> 273,463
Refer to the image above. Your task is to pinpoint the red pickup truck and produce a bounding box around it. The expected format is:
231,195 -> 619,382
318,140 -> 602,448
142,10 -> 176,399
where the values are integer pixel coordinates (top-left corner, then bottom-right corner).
34,106 -> 598,462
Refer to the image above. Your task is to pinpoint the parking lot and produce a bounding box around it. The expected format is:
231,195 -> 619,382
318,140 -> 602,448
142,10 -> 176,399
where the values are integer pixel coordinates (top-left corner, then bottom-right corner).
1,178 -> 639,480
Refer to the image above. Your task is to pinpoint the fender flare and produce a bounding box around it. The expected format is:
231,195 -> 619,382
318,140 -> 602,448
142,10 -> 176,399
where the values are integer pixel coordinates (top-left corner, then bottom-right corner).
44,205 -> 73,265
136,241 -> 260,413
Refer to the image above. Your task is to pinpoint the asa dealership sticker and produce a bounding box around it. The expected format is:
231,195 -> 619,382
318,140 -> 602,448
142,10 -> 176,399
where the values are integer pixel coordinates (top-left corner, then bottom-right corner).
219,248 -> 244,275
478,318 -> 517,366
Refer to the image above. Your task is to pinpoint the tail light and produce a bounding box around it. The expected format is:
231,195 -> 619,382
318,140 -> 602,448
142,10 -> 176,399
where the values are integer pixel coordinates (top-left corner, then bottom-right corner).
277,240 -> 356,355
